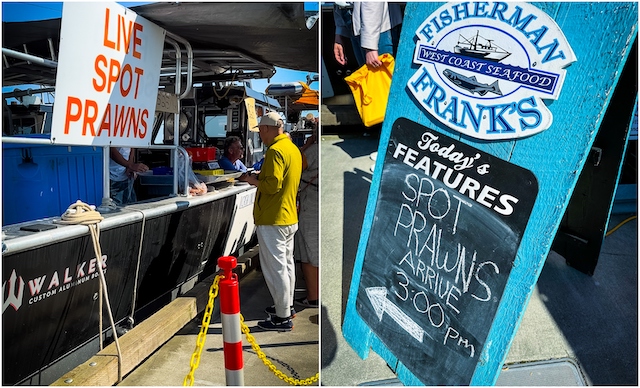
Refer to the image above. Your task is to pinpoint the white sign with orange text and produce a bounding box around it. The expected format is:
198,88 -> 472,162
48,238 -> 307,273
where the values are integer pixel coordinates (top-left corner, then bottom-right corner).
50,2 -> 165,146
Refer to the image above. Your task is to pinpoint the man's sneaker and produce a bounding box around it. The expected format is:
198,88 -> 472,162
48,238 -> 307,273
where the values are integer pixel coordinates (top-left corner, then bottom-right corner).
265,305 -> 296,318
257,317 -> 293,332
294,297 -> 319,308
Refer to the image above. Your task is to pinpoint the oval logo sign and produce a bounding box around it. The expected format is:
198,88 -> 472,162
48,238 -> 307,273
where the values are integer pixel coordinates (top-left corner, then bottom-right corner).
408,2 -> 576,140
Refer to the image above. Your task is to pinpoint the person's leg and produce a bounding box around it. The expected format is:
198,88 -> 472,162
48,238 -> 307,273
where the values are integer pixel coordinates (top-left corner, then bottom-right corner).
110,180 -> 127,205
256,225 -> 292,319
295,189 -> 319,305
294,236 -> 319,305
284,224 -> 298,309
301,262 -> 319,302
124,177 -> 137,204
390,24 -> 402,57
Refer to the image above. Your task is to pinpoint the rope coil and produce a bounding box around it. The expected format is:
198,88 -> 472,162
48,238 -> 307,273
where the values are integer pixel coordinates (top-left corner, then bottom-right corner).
56,200 -> 104,225
55,200 -> 124,382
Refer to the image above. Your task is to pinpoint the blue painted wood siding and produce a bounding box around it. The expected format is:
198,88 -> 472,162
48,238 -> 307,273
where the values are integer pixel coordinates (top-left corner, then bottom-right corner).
3,143 -> 104,225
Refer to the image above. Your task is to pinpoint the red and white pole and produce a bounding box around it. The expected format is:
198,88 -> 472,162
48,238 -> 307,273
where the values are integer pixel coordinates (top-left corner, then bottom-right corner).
218,256 -> 244,386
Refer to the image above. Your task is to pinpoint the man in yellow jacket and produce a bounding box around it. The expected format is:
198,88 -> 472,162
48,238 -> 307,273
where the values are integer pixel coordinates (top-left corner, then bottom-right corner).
241,111 -> 302,331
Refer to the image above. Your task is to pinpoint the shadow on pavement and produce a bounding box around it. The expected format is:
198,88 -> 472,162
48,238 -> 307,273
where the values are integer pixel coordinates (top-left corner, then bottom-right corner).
321,304 -> 338,367
326,128 -> 381,158
341,167 -> 373,324
536,215 -> 638,385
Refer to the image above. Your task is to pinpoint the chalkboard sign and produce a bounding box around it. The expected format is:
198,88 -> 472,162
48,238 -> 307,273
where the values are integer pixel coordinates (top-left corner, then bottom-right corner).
355,117 -> 538,385
342,2 -> 637,386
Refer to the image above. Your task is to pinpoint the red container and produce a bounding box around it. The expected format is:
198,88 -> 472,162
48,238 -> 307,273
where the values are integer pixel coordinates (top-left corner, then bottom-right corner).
185,147 -> 216,162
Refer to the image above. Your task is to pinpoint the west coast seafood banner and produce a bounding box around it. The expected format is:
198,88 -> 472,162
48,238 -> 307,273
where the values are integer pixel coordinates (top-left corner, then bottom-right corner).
408,2 -> 576,140
50,2 -> 165,146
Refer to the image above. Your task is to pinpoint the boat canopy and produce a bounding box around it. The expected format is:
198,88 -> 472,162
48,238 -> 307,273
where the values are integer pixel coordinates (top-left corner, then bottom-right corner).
244,86 -> 281,109
131,2 -> 318,73
2,2 -> 318,87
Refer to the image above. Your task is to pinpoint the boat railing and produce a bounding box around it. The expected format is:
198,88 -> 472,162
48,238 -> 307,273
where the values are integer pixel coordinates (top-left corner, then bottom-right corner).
1,47 -> 58,69
158,30 -> 194,199
2,23 -> 199,204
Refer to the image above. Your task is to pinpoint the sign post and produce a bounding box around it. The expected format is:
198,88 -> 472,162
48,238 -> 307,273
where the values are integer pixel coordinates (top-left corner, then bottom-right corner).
343,2 -> 637,385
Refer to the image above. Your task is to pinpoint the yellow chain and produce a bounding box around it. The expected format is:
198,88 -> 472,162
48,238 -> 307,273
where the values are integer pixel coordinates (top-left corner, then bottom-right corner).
183,275 -> 221,386
240,314 -> 319,386
182,274 -> 319,386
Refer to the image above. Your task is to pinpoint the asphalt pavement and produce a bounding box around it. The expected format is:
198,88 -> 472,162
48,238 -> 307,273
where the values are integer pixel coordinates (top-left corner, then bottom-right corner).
319,130 -> 637,386
120,261 -> 320,386
108,129 -> 636,386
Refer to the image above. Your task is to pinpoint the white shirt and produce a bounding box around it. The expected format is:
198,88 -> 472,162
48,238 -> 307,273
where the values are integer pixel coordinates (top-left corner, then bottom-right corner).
109,147 -> 131,182
352,2 -> 404,51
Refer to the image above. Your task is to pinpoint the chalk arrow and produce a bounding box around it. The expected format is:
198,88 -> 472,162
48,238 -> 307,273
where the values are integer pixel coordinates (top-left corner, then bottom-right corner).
365,286 -> 427,343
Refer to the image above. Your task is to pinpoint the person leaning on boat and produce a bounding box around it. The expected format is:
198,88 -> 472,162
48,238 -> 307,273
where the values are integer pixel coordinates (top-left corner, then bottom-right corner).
333,2 -> 404,68
240,112 -> 302,331
109,147 -> 149,205
218,136 -> 248,172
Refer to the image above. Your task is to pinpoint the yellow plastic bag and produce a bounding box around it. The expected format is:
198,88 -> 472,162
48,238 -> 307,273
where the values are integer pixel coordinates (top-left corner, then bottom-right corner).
344,53 -> 395,127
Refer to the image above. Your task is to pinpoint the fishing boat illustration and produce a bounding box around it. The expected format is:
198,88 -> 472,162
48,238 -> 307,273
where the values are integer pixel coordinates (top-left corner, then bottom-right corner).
454,30 -> 511,62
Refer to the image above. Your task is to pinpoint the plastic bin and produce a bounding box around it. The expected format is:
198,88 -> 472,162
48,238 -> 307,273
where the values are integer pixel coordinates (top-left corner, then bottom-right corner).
185,147 -> 216,162
153,166 -> 173,175
194,169 -> 224,176
138,173 -> 173,198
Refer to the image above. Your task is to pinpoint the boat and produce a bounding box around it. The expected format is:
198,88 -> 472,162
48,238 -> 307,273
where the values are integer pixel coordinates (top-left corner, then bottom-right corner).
265,76 -> 319,132
265,82 -> 306,96
1,2 -> 317,385
454,30 -> 511,62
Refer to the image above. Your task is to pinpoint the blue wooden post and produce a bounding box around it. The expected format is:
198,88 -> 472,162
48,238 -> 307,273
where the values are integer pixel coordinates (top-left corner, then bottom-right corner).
342,2 -> 637,385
